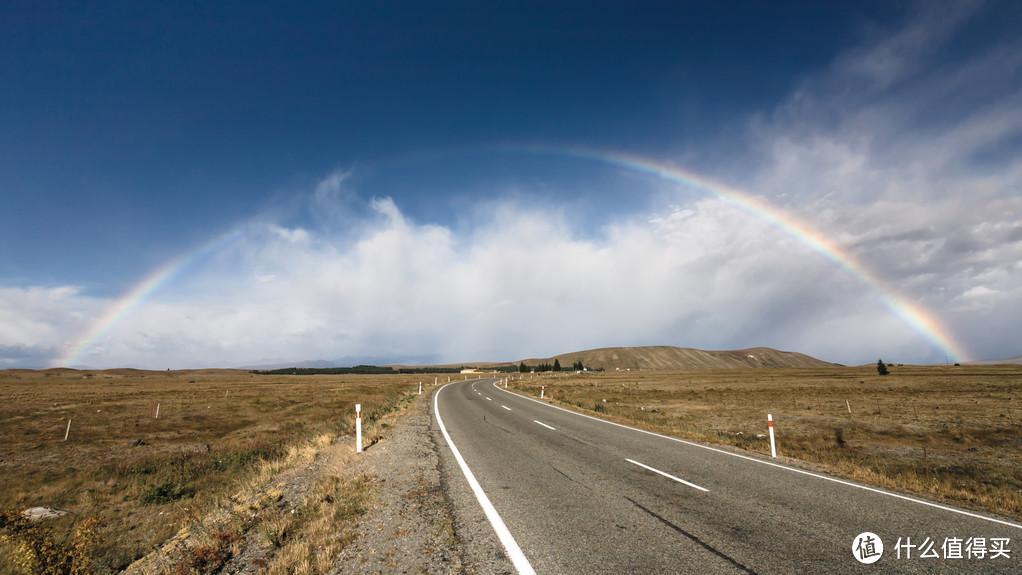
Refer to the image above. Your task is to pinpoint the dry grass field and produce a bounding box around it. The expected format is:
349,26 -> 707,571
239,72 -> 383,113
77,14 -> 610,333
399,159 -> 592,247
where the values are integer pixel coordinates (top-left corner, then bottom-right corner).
513,365 -> 1022,521
0,368 -> 426,574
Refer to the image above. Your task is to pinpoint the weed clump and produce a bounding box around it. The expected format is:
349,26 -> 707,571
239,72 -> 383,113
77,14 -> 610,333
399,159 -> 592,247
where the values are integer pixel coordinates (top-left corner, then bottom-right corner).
0,511 -> 97,575
142,481 -> 195,505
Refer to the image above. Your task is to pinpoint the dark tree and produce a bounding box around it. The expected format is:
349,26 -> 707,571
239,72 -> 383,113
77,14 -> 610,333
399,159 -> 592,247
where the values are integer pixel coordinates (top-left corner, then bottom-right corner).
519,362 -> 527,373
553,359 -> 562,372
876,359 -> 889,376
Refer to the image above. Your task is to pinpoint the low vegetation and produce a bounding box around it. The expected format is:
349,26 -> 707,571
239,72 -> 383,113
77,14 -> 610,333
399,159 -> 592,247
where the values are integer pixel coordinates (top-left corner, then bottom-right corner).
0,368 -> 422,574
513,364 -> 1022,520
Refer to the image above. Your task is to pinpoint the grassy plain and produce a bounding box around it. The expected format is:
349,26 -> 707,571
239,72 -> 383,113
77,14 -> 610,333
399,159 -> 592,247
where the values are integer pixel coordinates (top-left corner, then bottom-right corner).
513,365 -> 1022,520
0,368 -> 425,573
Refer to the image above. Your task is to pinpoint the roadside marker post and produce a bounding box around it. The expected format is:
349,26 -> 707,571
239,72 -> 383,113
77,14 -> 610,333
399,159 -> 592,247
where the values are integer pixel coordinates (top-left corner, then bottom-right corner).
540,386 -> 545,399
434,377 -> 438,386
63,418 -> 71,442
767,413 -> 777,458
355,404 -> 363,453
846,400 -> 852,414
418,381 -> 422,395
155,402 -> 161,420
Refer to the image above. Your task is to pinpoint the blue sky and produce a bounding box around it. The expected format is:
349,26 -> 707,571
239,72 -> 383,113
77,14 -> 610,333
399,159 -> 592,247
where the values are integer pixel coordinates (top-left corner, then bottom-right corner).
2,1 -> 1021,368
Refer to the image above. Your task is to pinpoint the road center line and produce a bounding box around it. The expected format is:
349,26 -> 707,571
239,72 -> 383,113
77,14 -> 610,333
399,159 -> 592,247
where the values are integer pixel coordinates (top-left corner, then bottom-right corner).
486,397 -> 492,401
434,383 -> 536,575
626,458 -> 709,492
502,405 -> 512,411
490,381 -> 1022,530
533,420 -> 556,431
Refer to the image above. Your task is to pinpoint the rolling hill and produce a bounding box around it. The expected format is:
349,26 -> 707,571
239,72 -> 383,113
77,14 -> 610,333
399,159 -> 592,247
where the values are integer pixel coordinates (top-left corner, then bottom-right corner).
518,345 -> 837,370
240,346 -> 838,373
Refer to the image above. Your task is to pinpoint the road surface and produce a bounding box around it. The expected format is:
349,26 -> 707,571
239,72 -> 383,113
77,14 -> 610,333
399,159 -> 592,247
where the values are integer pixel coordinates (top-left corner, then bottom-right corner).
433,378 -> 1020,574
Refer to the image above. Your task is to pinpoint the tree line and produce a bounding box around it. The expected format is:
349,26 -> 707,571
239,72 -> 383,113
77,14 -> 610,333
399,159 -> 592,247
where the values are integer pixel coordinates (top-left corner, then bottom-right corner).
516,359 -> 594,372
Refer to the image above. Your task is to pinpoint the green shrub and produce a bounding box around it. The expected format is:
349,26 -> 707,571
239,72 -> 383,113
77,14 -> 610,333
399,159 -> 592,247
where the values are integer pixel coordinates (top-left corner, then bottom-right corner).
141,481 -> 194,505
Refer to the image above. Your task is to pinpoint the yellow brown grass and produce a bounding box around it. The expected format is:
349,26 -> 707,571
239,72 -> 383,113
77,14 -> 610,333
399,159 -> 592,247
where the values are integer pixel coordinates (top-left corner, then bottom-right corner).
0,368 -> 422,573
515,365 -> 1022,520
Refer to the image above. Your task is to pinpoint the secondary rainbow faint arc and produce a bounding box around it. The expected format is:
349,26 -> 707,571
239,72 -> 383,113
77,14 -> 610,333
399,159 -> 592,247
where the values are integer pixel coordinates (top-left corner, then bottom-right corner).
54,229 -> 244,367
521,145 -> 969,362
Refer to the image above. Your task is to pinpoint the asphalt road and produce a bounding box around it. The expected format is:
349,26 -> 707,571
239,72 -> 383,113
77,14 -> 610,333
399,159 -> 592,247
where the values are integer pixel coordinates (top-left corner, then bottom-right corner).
433,378 -> 1021,574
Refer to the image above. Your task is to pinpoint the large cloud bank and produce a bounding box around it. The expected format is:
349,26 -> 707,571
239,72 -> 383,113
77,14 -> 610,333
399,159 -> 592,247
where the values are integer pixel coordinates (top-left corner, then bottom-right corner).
2,4 -> 1020,368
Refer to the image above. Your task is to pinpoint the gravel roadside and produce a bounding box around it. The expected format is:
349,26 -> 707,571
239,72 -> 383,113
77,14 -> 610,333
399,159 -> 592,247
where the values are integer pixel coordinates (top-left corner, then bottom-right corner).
331,382 -> 512,574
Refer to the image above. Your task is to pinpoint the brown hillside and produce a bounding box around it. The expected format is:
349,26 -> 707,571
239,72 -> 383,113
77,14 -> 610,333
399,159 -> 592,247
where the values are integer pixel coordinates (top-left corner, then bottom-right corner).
520,346 -> 837,370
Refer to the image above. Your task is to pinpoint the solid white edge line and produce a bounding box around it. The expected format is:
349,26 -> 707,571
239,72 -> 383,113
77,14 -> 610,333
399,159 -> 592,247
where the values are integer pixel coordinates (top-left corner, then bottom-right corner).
626,458 -> 709,492
435,382 -> 536,575
502,405 -> 512,411
492,381 -> 1022,530
533,419 -> 556,431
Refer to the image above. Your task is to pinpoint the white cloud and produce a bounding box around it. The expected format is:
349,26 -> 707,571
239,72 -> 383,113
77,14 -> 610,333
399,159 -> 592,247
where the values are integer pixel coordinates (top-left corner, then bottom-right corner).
0,286 -> 100,366
727,2 -> 1022,362
4,4 -> 1021,368
269,225 -> 310,244
0,188 -> 950,368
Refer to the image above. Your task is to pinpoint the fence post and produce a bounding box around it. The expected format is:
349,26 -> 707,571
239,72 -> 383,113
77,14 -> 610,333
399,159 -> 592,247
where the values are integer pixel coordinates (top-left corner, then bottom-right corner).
355,404 -> 363,453
767,413 -> 777,458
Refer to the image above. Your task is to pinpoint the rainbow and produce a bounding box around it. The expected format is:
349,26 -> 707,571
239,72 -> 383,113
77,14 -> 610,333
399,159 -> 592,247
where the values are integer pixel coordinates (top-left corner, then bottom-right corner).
521,145 -> 968,362
53,228 -> 244,367
54,148 -> 969,367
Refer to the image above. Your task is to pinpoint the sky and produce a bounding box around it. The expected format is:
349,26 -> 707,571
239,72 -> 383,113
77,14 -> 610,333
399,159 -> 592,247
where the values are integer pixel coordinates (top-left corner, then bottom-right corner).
2,1 -> 1021,368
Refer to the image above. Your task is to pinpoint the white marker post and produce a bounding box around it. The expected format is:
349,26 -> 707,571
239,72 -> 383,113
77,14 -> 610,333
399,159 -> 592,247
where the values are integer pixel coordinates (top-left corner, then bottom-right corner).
434,377 -> 438,386
418,381 -> 422,395
355,403 -> 363,453
63,418 -> 72,441
846,400 -> 852,414
767,413 -> 777,458
155,402 -> 161,420
540,386 -> 545,399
